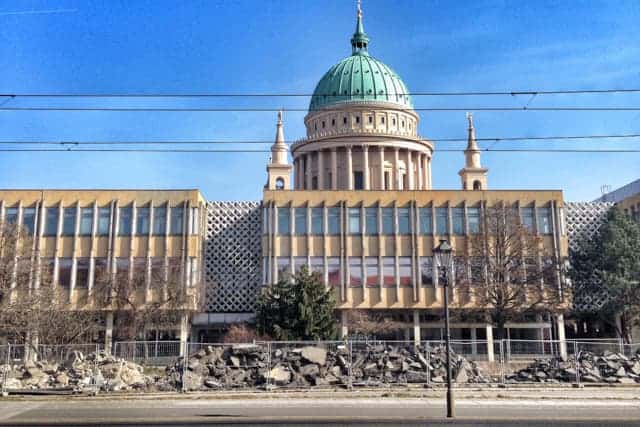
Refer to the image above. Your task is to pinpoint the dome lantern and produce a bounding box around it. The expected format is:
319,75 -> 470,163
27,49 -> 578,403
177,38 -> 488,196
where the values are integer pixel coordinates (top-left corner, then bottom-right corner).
351,0 -> 369,55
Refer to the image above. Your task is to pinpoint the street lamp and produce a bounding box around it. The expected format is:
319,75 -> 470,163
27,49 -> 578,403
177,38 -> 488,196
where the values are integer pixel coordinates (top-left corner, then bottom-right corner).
433,239 -> 454,418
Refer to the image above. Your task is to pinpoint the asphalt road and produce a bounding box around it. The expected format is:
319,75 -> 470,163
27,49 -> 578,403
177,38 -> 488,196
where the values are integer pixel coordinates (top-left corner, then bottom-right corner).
1,397 -> 639,426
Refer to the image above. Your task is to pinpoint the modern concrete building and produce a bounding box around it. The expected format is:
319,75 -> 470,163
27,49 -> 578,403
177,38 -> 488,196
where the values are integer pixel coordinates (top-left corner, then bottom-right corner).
0,4 -> 580,349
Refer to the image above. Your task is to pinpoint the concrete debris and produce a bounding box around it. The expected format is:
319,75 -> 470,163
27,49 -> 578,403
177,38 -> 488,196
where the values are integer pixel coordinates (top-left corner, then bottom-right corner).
506,350 -> 640,384
0,351 -> 154,393
163,343 -> 489,391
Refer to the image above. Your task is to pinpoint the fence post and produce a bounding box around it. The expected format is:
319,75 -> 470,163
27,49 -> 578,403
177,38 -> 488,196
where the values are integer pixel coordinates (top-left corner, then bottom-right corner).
426,341 -> 431,387
348,339 -> 353,391
618,338 -> 624,355
266,342 -> 271,391
181,343 -> 188,394
574,341 -> 580,386
499,340 -> 505,386
2,344 -> 9,396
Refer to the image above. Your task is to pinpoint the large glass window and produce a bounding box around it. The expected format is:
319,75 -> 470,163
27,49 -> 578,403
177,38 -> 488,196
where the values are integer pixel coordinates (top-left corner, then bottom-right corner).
365,207 -> 378,235
170,207 -> 184,235
22,208 -> 36,234
80,208 -> 93,236
309,257 -> 324,276
277,208 -> 290,234
40,258 -> 55,285
467,207 -> 481,234
132,257 -> 147,286
365,257 -> 379,287
294,208 -> 307,235
44,208 -> 59,236
311,208 -> 323,235
137,207 -> 150,235
470,257 -> 484,284
118,207 -> 132,236
454,257 -> 467,285
327,257 -> 341,287
452,207 -> 464,235
327,207 -> 340,235
294,257 -> 307,273
420,257 -> 433,286
153,206 -> 167,235
277,257 -> 290,280
76,258 -> 90,288
97,207 -> 111,236
381,207 -> 394,234
537,207 -> 553,234
436,207 -> 449,235
62,207 -> 77,236
382,257 -> 395,287
521,207 -> 535,232
399,257 -> 412,286
115,258 -> 130,281
348,208 -> 361,234
348,257 -> 362,286
150,257 -> 165,281
4,207 -> 18,224
58,258 -> 73,287
419,207 -> 432,234
398,207 -> 411,234
353,171 -> 364,190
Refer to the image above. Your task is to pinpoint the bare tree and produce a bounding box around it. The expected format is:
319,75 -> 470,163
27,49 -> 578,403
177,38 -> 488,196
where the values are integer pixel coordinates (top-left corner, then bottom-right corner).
457,203 -> 562,339
347,310 -> 405,340
93,259 -> 190,341
0,221 -> 100,346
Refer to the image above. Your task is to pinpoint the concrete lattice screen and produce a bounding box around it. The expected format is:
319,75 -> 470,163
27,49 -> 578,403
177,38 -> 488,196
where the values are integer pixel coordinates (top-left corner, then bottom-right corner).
204,201 -> 262,313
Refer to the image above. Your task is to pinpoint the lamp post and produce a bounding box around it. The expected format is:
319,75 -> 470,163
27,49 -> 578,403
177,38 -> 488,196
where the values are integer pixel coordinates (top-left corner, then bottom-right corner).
434,239 -> 454,418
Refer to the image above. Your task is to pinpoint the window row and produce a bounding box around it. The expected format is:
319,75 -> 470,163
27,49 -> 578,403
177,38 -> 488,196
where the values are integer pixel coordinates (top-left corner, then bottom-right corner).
271,256 -> 556,287
1,205 -> 199,237
311,113 -> 415,132
38,256 -> 197,288
270,206 -> 554,236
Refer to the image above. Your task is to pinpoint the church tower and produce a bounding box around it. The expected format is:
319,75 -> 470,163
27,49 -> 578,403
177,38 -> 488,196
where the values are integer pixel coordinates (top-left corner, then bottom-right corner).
458,113 -> 488,190
266,111 -> 292,190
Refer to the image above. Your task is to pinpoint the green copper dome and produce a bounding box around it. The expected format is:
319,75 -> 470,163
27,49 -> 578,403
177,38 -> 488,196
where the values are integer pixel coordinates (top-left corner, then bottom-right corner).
308,3 -> 413,111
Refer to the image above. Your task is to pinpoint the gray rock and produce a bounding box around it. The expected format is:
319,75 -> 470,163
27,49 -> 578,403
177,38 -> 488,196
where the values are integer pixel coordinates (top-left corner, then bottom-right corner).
265,366 -> 291,385
300,347 -> 327,365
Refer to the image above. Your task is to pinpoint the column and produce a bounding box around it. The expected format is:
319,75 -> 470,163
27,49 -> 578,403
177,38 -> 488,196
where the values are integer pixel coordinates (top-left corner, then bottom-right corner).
363,145 -> 370,190
394,148 -> 401,190
305,153 -> 312,190
413,310 -> 420,346
179,313 -> 190,357
424,156 -> 431,189
407,150 -> 414,190
486,324 -> 495,362
417,153 -> 424,190
471,328 -> 477,356
378,146 -> 385,190
346,146 -> 353,190
318,150 -> 325,190
330,148 -> 338,190
105,312 -> 114,355
294,158 -> 300,189
556,314 -> 567,360
340,310 -> 348,338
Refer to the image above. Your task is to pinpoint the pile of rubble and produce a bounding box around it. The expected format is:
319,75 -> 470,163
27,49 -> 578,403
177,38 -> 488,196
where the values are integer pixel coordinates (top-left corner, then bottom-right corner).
507,350 -> 640,384
165,342 -> 490,391
0,351 -> 154,393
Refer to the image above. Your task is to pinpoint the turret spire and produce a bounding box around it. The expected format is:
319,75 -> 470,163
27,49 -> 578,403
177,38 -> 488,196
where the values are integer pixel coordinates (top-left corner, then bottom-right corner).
351,0 -> 369,55
459,113 -> 488,190
266,110 -> 292,190
466,112 -> 479,152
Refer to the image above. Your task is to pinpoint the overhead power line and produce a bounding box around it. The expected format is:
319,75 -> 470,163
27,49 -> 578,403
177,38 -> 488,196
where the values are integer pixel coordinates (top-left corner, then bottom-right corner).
0,133 -> 639,145
0,148 -> 637,153
2,88 -> 640,97
3,106 -> 640,112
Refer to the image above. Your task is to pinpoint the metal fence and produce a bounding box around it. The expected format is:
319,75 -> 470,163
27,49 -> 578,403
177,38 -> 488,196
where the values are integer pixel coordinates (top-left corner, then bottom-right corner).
2,338 -> 640,394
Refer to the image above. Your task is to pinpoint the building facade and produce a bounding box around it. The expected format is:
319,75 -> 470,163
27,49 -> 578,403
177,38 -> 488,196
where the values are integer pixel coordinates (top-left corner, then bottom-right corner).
0,4 -> 587,348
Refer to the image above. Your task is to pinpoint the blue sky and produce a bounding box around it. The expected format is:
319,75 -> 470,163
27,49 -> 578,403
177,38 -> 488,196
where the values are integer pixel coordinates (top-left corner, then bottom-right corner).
0,0 -> 638,201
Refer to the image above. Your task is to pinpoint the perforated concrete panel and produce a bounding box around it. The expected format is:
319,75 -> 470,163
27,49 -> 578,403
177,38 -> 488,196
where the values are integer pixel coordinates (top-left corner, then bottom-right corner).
204,201 -> 262,313
565,201 -> 613,312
